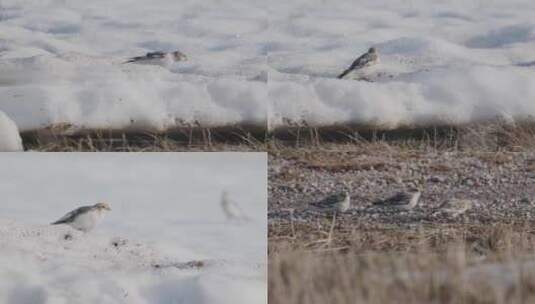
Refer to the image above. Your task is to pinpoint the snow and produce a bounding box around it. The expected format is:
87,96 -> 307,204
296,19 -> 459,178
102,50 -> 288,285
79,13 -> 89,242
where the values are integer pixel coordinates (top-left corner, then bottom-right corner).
1,0 -> 534,132
0,110 -> 23,151
267,0 -> 535,129
0,0 -> 268,132
0,153 -> 267,304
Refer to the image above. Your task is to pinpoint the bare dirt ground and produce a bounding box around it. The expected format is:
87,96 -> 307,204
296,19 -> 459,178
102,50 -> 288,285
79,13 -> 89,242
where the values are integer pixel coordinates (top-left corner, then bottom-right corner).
268,122 -> 535,304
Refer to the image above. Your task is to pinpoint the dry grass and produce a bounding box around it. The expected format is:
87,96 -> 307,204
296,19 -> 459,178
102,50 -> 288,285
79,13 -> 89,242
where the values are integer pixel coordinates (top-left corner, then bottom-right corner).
268,120 -> 535,304
268,119 -> 535,152
269,221 -> 535,304
21,126 -> 266,151
18,119 -> 535,152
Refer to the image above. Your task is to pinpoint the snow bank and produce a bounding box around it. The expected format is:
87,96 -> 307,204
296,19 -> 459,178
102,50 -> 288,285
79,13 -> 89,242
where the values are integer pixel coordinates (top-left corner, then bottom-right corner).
0,153 -> 267,304
0,55 -> 267,131
0,111 -> 23,151
0,219 -> 265,304
267,0 -> 535,129
2,0 -> 535,131
269,64 -> 535,129
0,0 -> 268,132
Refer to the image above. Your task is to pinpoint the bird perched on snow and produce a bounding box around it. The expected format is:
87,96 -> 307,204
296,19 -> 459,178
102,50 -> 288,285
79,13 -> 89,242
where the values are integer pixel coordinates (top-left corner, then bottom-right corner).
123,50 -> 187,66
312,191 -> 351,213
51,202 -> 111,232
337,47 -> 379,79
221,191 -> 250,222
373,188 -> 421,210
435,199 -> 473,217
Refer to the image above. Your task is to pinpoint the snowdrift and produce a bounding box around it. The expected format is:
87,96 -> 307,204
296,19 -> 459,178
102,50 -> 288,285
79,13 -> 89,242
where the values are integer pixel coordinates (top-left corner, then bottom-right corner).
0,219 -> 265,304
0,153 -> 267,303
1,0 -> 535,133
0,111 -> 23,151
267,0 -> 535,129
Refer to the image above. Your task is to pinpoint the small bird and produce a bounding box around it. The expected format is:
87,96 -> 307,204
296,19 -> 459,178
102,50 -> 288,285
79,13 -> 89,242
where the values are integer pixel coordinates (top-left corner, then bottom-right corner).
123,50 -> 187,66
312,191 -> 351,213
373,188 -> 421,210
337,47 -> 379,79
51,202 -> 111,232
436,199 -> 473,217
220,191 -> 250,222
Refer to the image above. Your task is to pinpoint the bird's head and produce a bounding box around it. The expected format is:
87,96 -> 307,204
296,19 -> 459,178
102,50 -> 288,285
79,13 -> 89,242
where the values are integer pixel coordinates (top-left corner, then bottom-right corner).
368,47 -> 377,54
94,202 -> 112,211
172,51 -> 188,61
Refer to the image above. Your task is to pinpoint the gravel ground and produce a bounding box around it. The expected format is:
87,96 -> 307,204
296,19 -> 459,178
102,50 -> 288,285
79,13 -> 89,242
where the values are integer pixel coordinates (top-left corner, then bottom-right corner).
269,146 -> 535,228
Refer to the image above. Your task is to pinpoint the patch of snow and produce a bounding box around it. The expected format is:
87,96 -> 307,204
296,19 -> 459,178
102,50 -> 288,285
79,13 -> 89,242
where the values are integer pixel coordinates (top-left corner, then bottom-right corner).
2,0 -> 535,131
0,153 -> 267,304
0,0 -> 268,132
0,110 -> 23,151
267,0 -> 535,128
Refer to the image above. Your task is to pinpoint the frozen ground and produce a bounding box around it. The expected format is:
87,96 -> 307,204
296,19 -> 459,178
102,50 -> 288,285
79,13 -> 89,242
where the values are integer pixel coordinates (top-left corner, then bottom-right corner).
0,153 -> 267,304
0,0 -> 268,132
268,0 -> 535,129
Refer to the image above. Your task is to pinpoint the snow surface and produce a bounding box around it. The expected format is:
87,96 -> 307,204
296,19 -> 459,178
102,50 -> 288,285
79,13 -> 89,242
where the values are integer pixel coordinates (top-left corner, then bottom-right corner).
1,0 -> 534,131
0,0 -> 268,131
267,0 -> 535,129
0,153 -> 267,304
0,110 -> 22,151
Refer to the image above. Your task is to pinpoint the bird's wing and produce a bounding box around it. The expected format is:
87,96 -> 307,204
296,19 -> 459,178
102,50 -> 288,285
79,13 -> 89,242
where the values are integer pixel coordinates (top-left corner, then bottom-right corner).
123,56 -> 145,63
146,51 -> 166,58
374,192 -> 410,206
350,53 -> 372,69
338,53 -> 372,78
314,193 -> 343,208
51,206 -> 91,224
123,52 -> 166,64
337,67 -> 353,79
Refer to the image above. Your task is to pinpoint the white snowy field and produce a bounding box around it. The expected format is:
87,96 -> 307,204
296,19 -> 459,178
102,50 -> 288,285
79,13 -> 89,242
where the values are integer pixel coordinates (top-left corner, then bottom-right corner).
2,0 -> 535,135
267,0 -> 535,129
0,153 -> 267,304
0,0 -> 268,132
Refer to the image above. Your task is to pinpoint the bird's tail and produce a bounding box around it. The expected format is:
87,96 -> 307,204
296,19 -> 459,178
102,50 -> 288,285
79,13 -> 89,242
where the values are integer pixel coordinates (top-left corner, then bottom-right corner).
337,68 -> 352,79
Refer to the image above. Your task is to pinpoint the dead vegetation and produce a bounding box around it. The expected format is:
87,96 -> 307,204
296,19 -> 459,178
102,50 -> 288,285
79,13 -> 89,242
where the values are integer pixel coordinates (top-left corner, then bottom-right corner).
268,119 -> 535,152
21,125 -> 266,151
16,119 -> 535,152
269,222 -> 535,304
268,119 -> 535,304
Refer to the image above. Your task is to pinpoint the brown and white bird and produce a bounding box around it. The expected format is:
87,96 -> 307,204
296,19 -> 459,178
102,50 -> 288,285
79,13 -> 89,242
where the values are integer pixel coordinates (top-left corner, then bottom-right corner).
436,199 -> 473,217
373,188 -> 421,210
313,191 -> 351,213
123,50 -> 187,66
51,202 -> 111,232
337,47 -> 379,79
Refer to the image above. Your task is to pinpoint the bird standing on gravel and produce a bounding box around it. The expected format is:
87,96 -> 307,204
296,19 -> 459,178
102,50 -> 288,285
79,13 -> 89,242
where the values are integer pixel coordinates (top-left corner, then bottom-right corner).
373,188 -> 421,210
123,50 -> 187,66
221,191 -> 250,222
436,199 -> 473,217
51,202 -> 111,232
313,191 -> 351,213
337,47 -> 379,79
